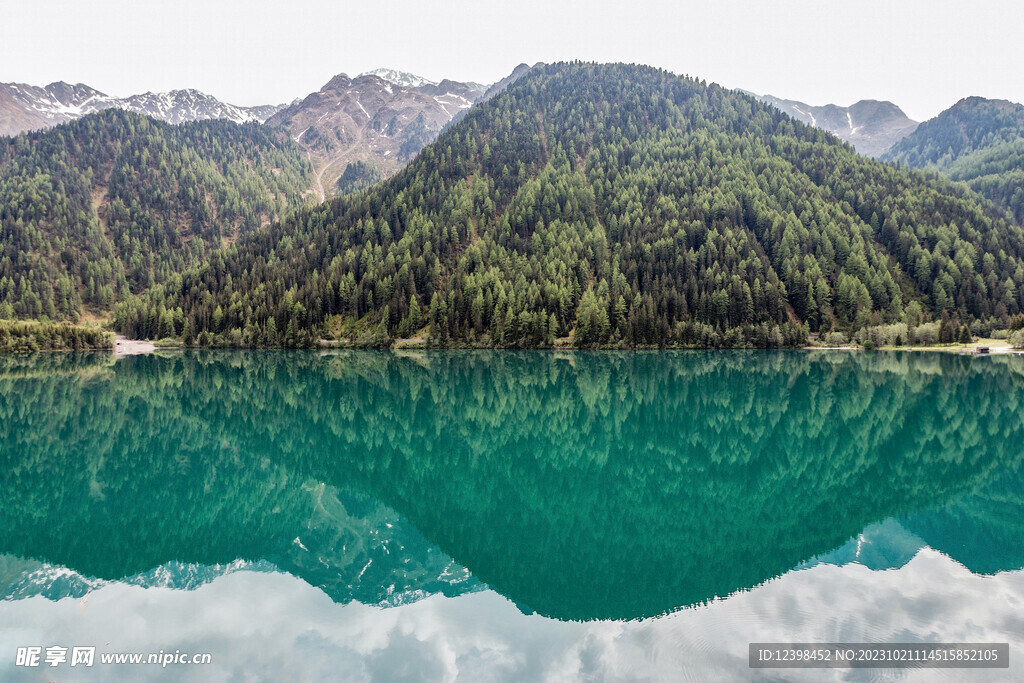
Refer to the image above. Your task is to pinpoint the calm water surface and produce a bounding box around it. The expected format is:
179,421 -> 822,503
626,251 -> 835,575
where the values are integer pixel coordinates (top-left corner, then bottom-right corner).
0,351 -> 1022,680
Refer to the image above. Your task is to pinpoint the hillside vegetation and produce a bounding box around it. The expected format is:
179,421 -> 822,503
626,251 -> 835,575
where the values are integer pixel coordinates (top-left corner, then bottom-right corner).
883,97 -> 1024,226
944,141 -> 1024,226
0,110 -> 312,321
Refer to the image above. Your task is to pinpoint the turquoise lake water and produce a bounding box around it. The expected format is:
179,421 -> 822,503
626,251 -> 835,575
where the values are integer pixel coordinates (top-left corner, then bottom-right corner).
1,351 -> 1022,680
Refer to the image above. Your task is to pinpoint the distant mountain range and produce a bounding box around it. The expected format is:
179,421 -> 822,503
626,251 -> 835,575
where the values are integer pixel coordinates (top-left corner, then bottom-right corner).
3,61 -> 1024,343
0,65 -> 541,203
0,80 -> 286,136
3,68 -> 1021,214
742,91 -> 919,157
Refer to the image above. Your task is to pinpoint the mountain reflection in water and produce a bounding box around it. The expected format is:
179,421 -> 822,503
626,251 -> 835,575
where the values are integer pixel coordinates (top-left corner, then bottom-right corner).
1,350 -> 1022,622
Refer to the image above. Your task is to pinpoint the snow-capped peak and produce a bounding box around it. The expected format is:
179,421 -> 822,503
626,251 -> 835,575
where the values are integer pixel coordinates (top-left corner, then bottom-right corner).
0,80 -> 287,134
359,68 -> 437,89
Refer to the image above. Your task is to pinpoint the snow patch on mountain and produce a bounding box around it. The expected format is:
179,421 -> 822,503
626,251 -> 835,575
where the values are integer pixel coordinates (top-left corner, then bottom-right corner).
114,89 -> 273,125
792,104 -> 816,127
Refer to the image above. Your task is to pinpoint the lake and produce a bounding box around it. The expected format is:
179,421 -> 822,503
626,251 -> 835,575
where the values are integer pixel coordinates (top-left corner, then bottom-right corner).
1,350 -> 1022,681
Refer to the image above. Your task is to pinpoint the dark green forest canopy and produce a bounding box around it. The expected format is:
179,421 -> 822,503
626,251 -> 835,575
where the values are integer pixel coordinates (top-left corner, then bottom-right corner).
944,141 -> 1024,227
0,109 -> 312,321
112,63 -> 1024,348
336,160 -> 383,196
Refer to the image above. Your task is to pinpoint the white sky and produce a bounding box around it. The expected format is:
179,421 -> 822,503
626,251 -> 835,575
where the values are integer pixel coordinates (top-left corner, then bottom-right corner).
1,0 -> 1022,122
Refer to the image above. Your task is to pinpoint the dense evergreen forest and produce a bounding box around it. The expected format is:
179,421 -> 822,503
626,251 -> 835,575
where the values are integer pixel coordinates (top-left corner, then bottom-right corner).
335,160 -> 383,196
883,97 -> 1024,226
945,141 -> 1024,226
109,64 -> 1024,348
0,110 -> 312,321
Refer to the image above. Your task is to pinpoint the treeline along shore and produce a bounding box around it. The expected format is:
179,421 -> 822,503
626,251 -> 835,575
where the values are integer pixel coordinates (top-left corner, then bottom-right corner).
0,320 -> 112,353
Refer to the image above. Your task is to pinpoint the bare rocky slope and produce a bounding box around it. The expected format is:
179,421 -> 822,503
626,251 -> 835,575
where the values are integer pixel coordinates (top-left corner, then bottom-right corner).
265,72 -> 486,199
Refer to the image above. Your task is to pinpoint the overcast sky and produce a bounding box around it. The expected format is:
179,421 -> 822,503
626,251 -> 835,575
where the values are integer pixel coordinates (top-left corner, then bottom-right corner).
2,0 -> 1021,122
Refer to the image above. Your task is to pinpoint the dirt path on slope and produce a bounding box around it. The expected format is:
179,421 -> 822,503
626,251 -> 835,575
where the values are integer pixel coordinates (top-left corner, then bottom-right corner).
308,151 -> 326,203
308,142 -> 362,204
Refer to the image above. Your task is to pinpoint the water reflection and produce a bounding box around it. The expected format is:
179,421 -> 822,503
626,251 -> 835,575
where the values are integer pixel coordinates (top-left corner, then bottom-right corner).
2,551 -> 1021,682
1,351 -> 1023,622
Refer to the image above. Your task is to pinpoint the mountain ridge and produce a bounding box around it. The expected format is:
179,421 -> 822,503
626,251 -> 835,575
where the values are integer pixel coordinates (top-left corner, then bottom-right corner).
882,96 -> 1024,168
358,68 -> 438,88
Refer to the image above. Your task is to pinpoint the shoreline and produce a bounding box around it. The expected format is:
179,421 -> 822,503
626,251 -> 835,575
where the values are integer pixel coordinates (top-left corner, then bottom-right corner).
2,344 -> 1022,356
116,343 -> 1024,355
114,336 -> 156,357
2,332 -> 1021,356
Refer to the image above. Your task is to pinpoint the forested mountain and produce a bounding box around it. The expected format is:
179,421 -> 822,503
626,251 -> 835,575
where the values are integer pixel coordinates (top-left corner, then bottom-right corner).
266,72 -> 486,200
0,109 -> 312,321
748,93 -> 918,157
113,63 -> 1024,348
883,97 -> 1024,225
0,80 -> 286,136
883,97 -> 1024,168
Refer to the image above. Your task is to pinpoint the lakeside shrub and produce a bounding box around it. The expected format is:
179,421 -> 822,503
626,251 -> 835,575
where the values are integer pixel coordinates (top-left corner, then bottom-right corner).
0,321 -> 112,353
855,323 -> 910,347
818,331 -> 848,346
910,322 -> 941,346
